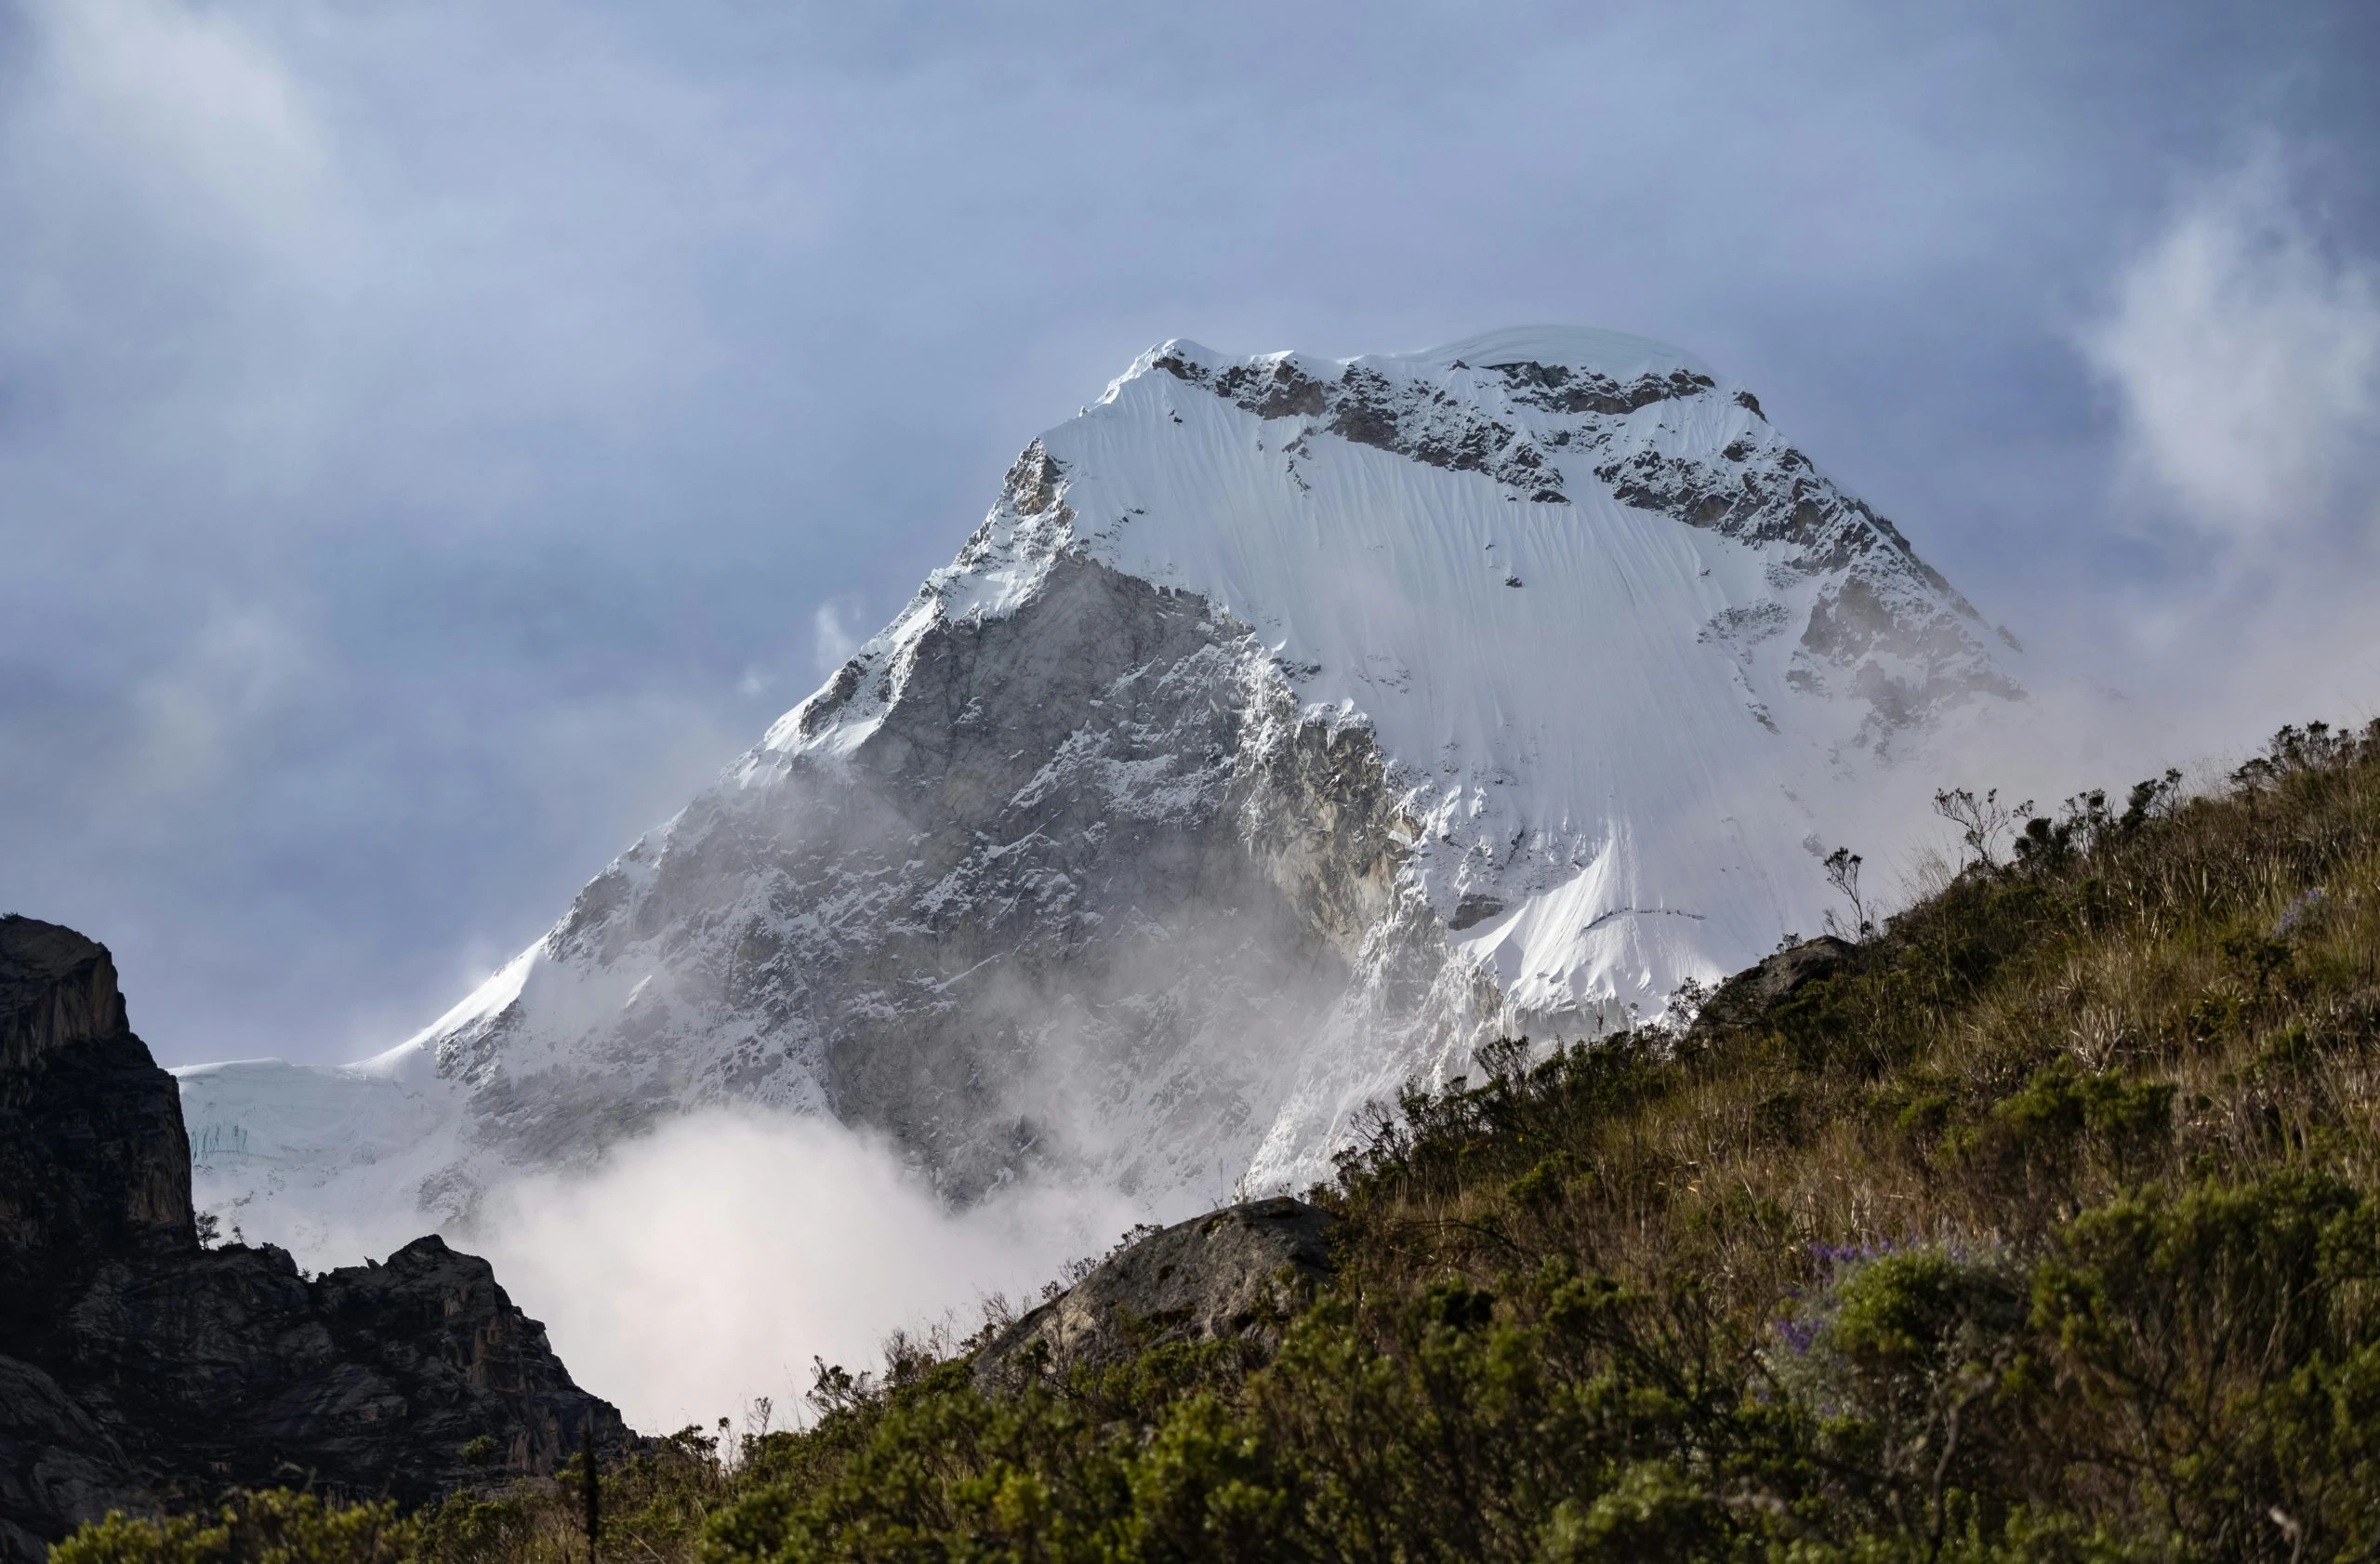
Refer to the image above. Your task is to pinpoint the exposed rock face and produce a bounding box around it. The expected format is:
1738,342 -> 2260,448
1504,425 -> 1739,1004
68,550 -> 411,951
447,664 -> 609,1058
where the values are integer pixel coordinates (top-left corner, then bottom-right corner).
975,1197 -> 1339,1386
51,1237 -> 617,1506
1157,335 -> 2018,747
0,917 -> 625,1563
0,1357 -> 136,1564
404,548 -> 1426,1211
0,918 -> 193,1335
1687,935 -> 1856,1038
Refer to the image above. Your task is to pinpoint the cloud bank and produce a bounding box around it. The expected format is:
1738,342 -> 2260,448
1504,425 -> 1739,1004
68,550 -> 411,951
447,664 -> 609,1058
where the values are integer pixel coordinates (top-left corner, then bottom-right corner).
469,1110 -> 1136,1434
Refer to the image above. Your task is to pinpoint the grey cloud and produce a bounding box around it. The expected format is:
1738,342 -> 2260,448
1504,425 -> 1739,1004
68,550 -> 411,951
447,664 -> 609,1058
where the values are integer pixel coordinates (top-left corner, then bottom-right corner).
1,0 -> 2375,1065
2082,146 -> 2380,546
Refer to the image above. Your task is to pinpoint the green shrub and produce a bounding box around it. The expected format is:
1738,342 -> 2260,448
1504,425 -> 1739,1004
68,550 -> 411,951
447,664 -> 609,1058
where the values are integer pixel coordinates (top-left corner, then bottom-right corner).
55,1493 -> 416,1564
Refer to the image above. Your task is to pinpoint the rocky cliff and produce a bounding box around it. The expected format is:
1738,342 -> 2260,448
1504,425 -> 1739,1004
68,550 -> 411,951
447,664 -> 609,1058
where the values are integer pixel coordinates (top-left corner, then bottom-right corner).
0,918 -> 193,1335
0,916 -> 626,1563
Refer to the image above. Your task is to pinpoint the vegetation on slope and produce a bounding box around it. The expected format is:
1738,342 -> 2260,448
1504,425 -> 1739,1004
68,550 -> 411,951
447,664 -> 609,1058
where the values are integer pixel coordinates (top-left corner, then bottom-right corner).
60,722 -> 2380,1562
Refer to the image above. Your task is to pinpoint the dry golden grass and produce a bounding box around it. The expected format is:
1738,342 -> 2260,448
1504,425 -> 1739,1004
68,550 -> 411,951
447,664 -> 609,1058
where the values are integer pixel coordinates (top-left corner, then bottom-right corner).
1332,722 -> 2380,1337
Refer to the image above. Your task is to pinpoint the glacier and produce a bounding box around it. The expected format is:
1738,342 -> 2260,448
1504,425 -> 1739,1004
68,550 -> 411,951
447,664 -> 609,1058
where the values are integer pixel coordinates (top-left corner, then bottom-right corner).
180,325 -> 2020,1253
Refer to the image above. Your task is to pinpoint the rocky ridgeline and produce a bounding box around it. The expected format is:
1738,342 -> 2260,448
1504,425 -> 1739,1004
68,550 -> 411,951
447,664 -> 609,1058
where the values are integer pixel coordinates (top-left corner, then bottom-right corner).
0,916 -> 625,1562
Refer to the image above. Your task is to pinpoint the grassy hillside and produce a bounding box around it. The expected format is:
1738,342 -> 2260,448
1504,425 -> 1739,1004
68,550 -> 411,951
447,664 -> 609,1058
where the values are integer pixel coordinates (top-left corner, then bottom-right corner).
61,722 -> 2380,1563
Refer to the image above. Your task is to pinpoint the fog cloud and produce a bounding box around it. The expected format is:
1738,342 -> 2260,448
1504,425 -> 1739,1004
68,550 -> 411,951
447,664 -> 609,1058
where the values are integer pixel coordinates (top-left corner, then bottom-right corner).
469,1109 -> 1137,1433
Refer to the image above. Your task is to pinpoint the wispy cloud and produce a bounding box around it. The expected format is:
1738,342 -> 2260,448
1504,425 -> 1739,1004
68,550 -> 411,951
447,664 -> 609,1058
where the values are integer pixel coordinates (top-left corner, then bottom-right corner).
2082,147 -> 2380,549
813,596 -> 866,675
18,0 -> 341,257
126,607 -> 311,796
1977,143 -> 2380,789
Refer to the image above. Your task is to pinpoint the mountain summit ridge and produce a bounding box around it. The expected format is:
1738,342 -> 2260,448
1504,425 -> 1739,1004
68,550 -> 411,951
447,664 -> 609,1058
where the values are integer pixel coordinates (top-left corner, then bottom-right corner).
180,327 -> 2020,1248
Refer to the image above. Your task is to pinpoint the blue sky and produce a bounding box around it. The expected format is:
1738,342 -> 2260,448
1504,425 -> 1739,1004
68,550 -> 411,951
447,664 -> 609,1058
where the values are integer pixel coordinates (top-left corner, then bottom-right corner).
3,0 -> 2375,1065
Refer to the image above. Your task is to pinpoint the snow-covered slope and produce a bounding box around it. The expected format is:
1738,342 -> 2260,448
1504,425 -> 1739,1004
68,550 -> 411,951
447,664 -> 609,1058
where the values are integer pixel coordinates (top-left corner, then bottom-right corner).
186,326 -> 2019,1244
175,1049 -> 461,1255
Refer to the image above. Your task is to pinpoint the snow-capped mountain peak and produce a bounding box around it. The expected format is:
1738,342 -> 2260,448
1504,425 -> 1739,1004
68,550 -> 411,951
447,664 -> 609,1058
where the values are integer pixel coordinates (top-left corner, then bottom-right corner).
182,327 -> 2018,1246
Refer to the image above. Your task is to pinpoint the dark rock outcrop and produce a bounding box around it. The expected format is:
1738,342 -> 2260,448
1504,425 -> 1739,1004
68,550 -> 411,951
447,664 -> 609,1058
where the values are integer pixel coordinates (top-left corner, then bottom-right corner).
1689,934 -> 1857,1037
1154,351 -> 1583,502
0,916 -> 625,1562
975,1197 -> 1338,1387
0,918 -> 194,1336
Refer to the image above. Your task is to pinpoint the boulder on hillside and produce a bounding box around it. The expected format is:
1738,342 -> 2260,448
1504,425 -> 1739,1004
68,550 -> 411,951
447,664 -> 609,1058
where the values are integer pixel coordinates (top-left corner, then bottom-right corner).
1688,934 -> 1856,1037
975,1197 -> 1338,1388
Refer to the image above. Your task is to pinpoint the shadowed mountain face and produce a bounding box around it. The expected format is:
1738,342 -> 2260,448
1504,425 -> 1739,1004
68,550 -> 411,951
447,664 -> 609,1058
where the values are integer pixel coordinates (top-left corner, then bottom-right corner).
426,553 -> 1414,1209
0,916 -> 627,1563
